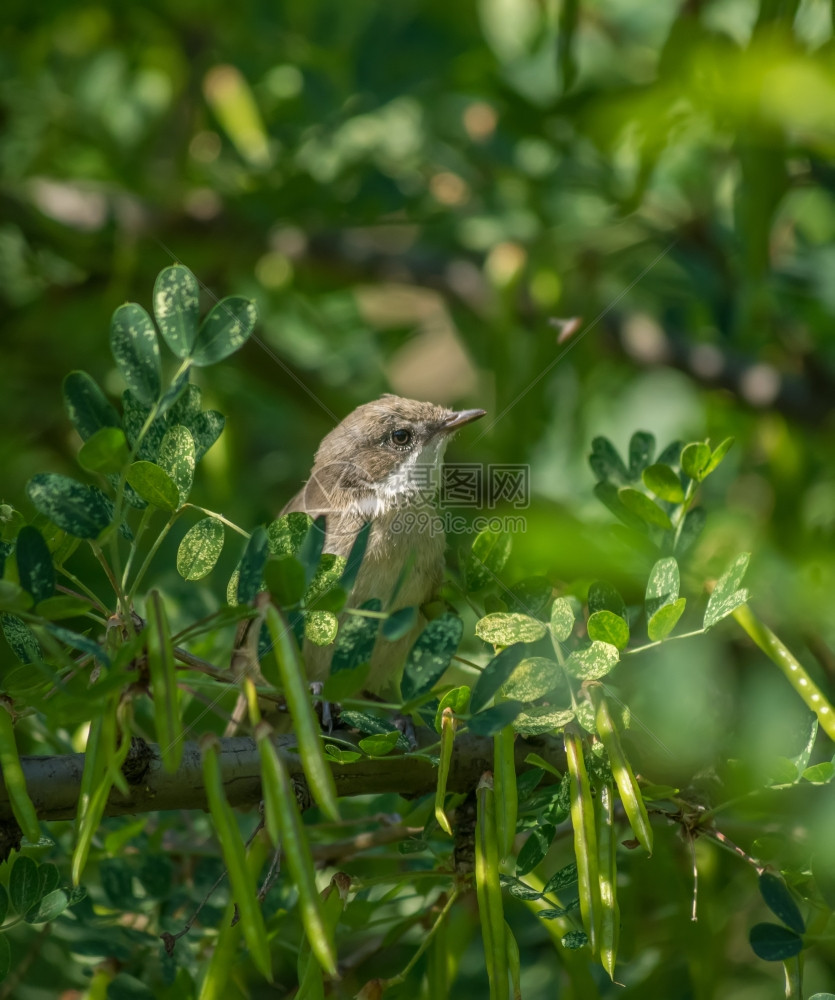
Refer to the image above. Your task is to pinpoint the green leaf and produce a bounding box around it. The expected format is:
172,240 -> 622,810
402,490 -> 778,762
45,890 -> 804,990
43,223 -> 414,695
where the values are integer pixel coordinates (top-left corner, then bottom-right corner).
0,505 -> 26,543
628,431 -> 656,478
642,463 -> 685,503
647,597 -> 686,640
802,762 -> 834,784
468,700 -> 525,736
382,606 -> 418,641
587,610 -> 629,650
617,488 -> 673,530
158,425 -> 196,505
0,883 -> 7,925
337,712 -> 411,752
748,923 -> 803,961
110,302 -> 161,404
323,745 -> 362,764
564,641 -> 619,680
190,410 -> 226,461
265,555 -> 306,606
593,481 -> 647,532
401,613 -> 463,701
502,657 -> 563,701
191,296 -> 257,366
562,930 -> 588,949
500,875 -> 544,901
470,643 -> 527,714
153,264 -> 201,358
646,557 -> 680,619
16,525 -> 55,604
512,706 -> 575,735
0,582 -> 33,613
331,599 -> 381,673
589,437 -> 628,484
62,371 -> 121,442
340,521 -> 372,591
1,614 -> 40,663
77,426 -> 130,475
305,611 -> 339,646
26,887 -> 70,924
516,824 -> 556,876
358,731 -> 400,756
122,390 -> 166,463
550,597 -> 575,641
465,530 -> 512,590
475,613 -> 547,646
9,855 -> 40,914
237,526 -> 269,604
588,582 -> 626,618
44,622 -> 110,665
126,462 -> 179,511
434,686 -> 471,731
704,436 -> 735,476
305,553 -> 348,610
156,365 -> 192,418
681,442 -> 711,481
26,473 -> 113,538
267,512 -> 314,556
0,935 -> 9,981
177,517 -> 225,580
543,863 -> 579,894
704,553 -> 750,629
758,872 -> 805,934
35,594 -> 92,620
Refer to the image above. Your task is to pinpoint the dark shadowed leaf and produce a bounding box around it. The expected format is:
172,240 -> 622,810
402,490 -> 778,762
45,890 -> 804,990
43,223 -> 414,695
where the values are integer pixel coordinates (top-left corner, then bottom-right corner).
331,600 -> 381,673
758,872 -> 805,934
237,526 -> 269,604
593,481 -> 647,532
382,606 -> 418,641
110,303 -> 161,404
340,520 -> 372,591
16,526 -> 54,604
516,824 -> 556,876
9,855 -> 39,915
628,431 -> 656,478
468,699 -> 525,736
401,613 -> 463,701
153,264 -> 200,358
264,555 -> 306,606
505,577 -> 553,616
748,922 -> 803,961
588,582 -> 626,618
191,296 -> 257,366
589,437 -> 628,484
465,529 -> 512,590
470,643 -> 527,714
62,371 -> 121,441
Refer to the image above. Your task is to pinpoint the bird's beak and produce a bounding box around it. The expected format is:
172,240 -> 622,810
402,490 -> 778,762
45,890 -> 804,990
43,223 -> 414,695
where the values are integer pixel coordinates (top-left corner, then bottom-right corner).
440,408 -> 487,433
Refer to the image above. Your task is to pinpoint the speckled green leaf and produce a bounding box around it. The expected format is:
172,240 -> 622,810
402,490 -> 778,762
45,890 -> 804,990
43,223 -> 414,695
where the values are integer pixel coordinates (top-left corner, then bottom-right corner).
191,296 -> 257,366
512,705 -> 575,735
589,437 -> 628,484
153,265 -> 200,358
465,529 -> 512,590
110,303 -> 160,404
588,582 -> 626,618
331,599 -> 381,673
681,442 -> 711,481
177,518 -> 224,580
382,606 -> 418,641
305,611 -> 339,646
190,410 -> 225,461
475,612 -> 547,646
401,612 -> 463,701
16,526 -> 54,604
642,463 -> 684,503
505,577 -> 553,616
704,553 -> 750,629
502,657 -> 562,702
647,597 -> 686,640
267,513 -> 314,556
122,390 -> 166,463
1,614 -> 41,664
550,598 -> 575,641
62,371 -> 120,442
226,569 -> 240,606
158,425 -> 195,505
646,557 -> 680,619
564,641 -> 619,680
618,488 -> 673,530
237,526 -> 269,604
126,462 -> 179,511
264,555 -> 306,606
77,427 -> 130,475
304,553 -> 347,609
26,473 -> 112,539
587,610 -> 629,650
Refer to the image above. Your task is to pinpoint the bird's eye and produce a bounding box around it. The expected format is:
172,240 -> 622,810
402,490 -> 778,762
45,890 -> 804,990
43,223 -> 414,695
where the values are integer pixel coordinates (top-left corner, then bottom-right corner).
390,428 -> 413,448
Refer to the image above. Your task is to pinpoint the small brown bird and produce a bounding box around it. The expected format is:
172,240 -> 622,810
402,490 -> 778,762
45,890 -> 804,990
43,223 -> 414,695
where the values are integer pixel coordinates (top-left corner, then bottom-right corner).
283,394 -> 485,698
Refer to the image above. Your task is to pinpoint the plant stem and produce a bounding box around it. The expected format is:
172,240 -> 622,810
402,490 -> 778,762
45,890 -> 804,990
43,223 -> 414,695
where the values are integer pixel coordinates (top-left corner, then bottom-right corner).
622,629 -> 706,657
55,573 -> 108,615
121,505 -> 155,590
181,505 -> 251,538
127,512 -> 180,603
381,888 -> 459,990
89,542 -> 128,617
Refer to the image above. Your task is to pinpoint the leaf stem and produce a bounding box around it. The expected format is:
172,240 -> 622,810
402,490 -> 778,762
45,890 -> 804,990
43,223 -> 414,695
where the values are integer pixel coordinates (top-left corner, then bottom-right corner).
89,541 -> 128,616
381,888 -> 459,990
127,512 -> 181,602
181,504 -> 250,539
121,505 -> 155,590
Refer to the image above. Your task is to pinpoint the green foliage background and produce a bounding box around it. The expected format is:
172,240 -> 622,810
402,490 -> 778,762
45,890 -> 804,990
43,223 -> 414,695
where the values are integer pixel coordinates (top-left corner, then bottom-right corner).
2,0 -> 835,997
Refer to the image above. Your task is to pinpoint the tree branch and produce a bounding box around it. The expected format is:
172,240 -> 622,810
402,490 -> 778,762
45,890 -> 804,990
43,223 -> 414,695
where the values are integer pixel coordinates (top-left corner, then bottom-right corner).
0,731 -> 566,824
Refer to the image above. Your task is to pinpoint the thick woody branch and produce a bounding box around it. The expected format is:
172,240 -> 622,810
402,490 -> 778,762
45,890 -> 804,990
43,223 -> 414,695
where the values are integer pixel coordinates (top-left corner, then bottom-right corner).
0,731 -> 566,824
